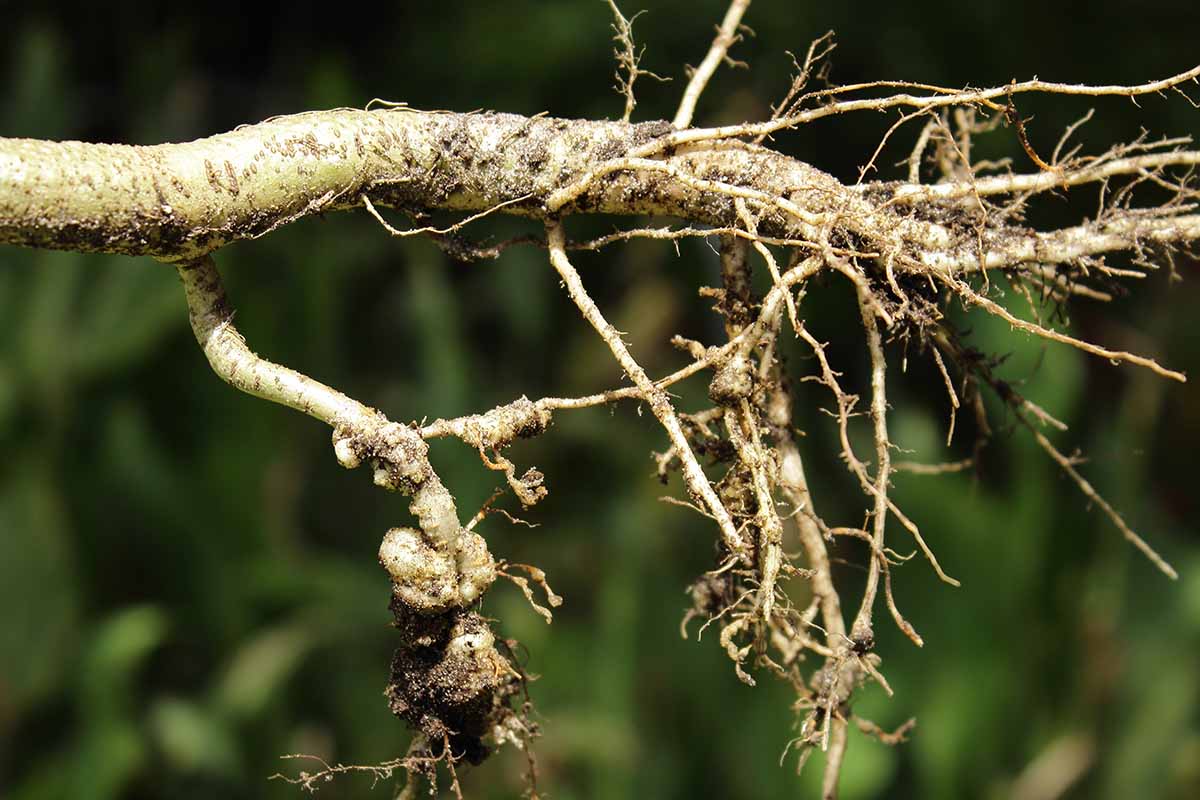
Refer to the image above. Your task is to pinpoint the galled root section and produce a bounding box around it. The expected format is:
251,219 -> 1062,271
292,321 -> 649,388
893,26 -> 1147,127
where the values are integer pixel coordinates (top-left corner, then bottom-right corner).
378,485 -> 541,785
385,602 -> 524,766
373,427 -> 543,785
178,254 -> 542,794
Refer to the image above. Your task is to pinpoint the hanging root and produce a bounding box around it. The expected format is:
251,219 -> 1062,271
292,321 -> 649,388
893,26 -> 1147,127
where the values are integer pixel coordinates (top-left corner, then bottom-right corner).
177,255 -> 543,782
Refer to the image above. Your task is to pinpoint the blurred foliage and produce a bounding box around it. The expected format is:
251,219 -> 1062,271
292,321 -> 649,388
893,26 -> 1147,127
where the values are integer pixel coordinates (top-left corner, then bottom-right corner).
1,1 -> 1198,798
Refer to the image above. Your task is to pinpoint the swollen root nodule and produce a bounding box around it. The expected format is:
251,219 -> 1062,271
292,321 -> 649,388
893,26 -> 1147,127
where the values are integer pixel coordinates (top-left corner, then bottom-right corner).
378,500 -> 530,765
379,527 -> 496,612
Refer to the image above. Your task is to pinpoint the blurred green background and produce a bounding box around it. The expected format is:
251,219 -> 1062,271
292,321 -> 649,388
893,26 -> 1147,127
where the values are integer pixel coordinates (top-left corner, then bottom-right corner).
1,1 -> 1198,798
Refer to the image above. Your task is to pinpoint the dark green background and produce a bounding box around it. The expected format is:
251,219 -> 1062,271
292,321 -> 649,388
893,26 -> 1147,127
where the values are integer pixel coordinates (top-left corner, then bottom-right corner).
1,1 -> 1198,798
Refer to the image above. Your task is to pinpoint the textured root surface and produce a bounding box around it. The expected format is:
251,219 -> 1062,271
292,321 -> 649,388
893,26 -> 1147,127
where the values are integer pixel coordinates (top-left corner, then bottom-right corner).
385,600 -> 522,765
